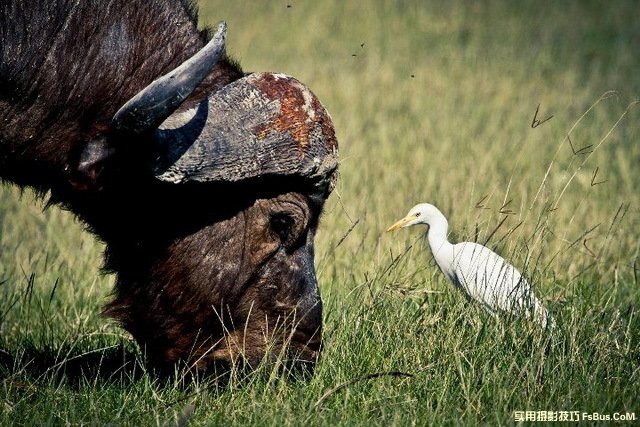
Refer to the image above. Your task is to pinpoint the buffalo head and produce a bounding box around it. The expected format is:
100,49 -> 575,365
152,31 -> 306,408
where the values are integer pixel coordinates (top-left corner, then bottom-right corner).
70,24 -> 338,374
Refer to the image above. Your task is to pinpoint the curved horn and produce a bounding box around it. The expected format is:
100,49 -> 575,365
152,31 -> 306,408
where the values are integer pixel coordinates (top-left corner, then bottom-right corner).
152,72 -> 339,196
112,22 -> 227,134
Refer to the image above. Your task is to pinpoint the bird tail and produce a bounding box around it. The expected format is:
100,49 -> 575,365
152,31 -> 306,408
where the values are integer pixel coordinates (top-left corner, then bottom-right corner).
531,297 -> 554,330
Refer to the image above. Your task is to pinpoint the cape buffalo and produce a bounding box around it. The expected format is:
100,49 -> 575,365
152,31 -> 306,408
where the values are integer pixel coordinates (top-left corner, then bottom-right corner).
0,0 -> 338,374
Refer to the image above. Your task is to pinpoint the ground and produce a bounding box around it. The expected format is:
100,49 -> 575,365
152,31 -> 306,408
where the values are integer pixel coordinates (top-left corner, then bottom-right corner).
1,0 -> 639,425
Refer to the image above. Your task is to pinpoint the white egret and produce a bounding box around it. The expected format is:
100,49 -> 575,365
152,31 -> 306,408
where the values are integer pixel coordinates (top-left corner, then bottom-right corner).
387,203 -> 552,328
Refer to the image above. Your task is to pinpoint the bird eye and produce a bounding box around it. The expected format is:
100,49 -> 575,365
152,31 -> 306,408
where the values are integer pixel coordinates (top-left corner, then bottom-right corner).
270,212 -> 294,242
415,212 -> 420,217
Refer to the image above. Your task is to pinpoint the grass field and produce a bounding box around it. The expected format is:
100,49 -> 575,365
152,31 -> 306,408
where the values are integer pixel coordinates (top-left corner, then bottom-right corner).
1,0 -> 639,425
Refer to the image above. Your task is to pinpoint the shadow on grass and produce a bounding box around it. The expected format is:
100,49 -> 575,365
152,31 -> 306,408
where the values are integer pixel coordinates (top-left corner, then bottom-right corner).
0,340 -> 315,394
0,343 -> 146,388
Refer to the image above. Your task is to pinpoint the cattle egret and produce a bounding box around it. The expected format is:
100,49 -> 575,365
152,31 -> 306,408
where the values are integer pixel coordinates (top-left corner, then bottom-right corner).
387,203 -> 552,328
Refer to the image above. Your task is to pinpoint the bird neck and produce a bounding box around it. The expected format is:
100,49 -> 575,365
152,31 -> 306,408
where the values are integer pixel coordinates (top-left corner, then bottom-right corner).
425,215 -> 457,282
428,228 -> 450,249
428,211 -> 449,248
426,214 -> 451,252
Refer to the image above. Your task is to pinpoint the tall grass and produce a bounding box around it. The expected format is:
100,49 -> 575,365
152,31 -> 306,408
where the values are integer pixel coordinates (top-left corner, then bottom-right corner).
1,0 -> 639,425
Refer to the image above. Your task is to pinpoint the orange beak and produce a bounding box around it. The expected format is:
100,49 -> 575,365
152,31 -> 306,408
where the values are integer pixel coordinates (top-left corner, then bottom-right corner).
386,216 -> 414,232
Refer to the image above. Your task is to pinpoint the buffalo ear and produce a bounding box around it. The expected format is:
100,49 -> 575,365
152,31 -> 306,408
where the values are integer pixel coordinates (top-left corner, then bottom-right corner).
69,137 -> 116,191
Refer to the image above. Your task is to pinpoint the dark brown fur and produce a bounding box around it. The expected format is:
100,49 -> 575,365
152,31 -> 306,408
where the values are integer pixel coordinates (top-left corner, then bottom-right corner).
1,0 -> 326,374
0,0 -> 241,191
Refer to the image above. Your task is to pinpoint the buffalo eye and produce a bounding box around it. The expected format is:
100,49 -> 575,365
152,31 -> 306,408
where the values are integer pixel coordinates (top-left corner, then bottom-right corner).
270,212 -> 295,243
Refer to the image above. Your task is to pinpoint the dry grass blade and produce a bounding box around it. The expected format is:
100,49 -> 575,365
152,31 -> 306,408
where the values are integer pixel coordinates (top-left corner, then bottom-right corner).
335,218 -> 360,249
482,216 -> 509,247
312,371 -> 413,410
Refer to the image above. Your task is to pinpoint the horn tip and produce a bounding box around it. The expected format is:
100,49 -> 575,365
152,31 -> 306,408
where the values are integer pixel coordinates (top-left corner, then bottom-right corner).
215,21 -> 228,40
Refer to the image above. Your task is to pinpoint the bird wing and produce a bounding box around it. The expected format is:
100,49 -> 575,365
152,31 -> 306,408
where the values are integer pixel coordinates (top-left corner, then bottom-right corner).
450,242 -> 533,313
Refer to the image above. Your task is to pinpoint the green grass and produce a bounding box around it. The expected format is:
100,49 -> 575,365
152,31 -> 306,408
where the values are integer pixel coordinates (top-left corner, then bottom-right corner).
2,0 -> 639,425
